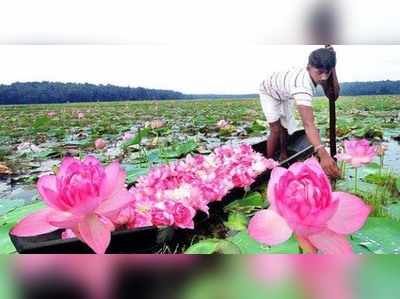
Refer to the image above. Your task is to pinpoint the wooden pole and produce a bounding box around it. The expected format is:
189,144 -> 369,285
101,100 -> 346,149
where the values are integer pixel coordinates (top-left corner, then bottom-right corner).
322,45 -> 340,159
329,89 -> 337,159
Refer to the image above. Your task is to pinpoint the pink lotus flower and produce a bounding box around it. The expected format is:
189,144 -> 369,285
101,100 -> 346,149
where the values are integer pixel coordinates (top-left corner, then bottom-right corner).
62,229 -> 77,239
217,119 -> 229,128
248,157 -> 371,254
121,189 -> 155,229
11,156 -> 134,254
151,202 -> 175,227
122,132 -> 134,140
336,139 -> 377,168
181,154 -> 233,204
95,138 -> 107,150
77,112 -> 85,119
134,163 -> 211,214
47,111 -> 57,117
150,200 -> 196,229
213,144 -> 278,188
149,119 -> 165,129
168,201 -> 196,229
376,143 -> 388,157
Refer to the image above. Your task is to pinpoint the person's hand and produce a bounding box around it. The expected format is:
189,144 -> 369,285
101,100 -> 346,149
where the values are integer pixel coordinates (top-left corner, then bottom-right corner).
317,148 -> 341,178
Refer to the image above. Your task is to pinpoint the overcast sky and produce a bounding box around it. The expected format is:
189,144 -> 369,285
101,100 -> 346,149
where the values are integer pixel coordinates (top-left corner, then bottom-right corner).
0,0 -> 399,94
0,45 -> 399,94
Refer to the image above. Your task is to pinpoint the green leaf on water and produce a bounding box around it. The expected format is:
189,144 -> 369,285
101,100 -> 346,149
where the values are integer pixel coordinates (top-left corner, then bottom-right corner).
224,212 -> 248,231
124,164 -> 150,184
218,125 -> 237,136
32,116 -> 50,131
362,162 -> 382,176
224,192 -> 266,213
122,128 -> 151,149
353,127 -> 383,139
350,238 -> 373,254
0,201 -> 46,254
246,119 -> 267,133
0,199 -> 26,217
351,217 -> 400,254
160,139 -> 198,158
336,179 -> 377,194
0,222 -> 17,254
0,200 -> 45,227
185,239 -> 241,254
30,149 -> 60,160
227,230 -> 299,254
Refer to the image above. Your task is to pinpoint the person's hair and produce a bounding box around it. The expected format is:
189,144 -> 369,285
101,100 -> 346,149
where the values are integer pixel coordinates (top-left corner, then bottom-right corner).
308,48 -> 336,71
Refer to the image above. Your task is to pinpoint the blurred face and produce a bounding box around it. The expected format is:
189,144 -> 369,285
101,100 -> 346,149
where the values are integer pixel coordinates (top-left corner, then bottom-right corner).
307,65 -> 332,85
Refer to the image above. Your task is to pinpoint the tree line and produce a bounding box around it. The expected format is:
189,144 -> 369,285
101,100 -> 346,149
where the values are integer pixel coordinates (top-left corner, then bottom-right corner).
0,80 -> 399,104
0,82 -> 185,105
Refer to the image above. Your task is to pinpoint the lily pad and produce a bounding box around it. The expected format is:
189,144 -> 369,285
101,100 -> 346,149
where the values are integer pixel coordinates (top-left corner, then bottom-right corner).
353,127 -> 384,139
122,128 -> 151,149
0,199 -> 26,216
32,116 -> 51,131
351,217 -> 400,254
224,212 -> 248,231
160,139 -> 198,158
336,179 -> 377,194
227,230 -> 299,254
224,192 -> 266,213
123,164 -> 151,184
0,200 -> 46,254
185,239 -> 241,254
246,119 -> 267,134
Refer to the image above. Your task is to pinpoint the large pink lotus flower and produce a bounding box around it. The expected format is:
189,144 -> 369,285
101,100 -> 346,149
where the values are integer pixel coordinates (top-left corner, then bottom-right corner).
248,157 -> 371,254
11,156 -> 134,254
336,139 -> 377,168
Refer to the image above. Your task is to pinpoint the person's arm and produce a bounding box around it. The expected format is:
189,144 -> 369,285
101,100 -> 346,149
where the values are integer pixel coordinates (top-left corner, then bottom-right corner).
297,105 -> 341,178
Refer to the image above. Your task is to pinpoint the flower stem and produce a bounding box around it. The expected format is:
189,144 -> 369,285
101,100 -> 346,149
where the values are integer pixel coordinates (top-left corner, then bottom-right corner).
296,235 -> 317,254
354,168 -> 358,194
340,161 -> 346,179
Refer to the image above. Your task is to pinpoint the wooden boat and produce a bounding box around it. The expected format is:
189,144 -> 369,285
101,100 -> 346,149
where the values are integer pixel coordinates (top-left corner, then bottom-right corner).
9,129 -> 313,253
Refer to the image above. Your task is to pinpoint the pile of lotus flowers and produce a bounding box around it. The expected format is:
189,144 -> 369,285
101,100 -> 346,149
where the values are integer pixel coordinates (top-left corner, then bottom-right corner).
11,144 -> 277,254
122,144 -> 278,230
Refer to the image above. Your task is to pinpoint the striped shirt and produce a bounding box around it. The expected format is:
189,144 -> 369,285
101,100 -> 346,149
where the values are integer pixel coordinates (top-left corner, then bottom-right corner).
259,67 -> 317,107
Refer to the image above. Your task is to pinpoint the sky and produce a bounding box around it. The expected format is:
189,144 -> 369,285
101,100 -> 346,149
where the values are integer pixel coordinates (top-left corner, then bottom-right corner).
0,0 -> 399,94
0,45 -> 399,94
